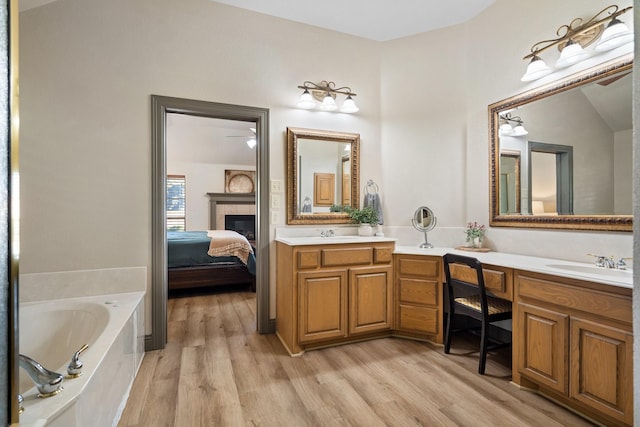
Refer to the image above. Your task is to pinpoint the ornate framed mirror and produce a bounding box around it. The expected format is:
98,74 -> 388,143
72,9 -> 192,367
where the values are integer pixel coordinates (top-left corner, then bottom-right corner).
287,127 -> 360,225
489,56 -> 633,232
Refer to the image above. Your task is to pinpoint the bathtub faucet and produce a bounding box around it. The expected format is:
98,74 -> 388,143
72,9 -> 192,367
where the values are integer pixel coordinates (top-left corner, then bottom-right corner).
18,354 -> 64,397
67,344 -> 89,378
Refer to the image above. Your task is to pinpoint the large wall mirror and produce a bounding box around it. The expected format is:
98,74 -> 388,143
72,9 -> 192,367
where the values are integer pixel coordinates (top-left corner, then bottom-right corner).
287,127 -> 360,225
489,56 -> 633,232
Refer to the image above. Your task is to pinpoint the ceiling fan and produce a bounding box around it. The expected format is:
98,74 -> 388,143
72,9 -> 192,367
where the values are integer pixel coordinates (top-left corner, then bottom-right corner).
226,127 -> 257,148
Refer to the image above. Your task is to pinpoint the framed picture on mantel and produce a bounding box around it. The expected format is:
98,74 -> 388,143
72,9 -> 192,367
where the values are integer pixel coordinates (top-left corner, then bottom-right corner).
225,169 -> 255,193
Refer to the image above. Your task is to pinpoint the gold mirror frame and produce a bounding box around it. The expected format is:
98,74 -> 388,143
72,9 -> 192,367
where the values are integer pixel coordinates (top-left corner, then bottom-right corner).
489,57 -> 633,232
287,127 -> 360,225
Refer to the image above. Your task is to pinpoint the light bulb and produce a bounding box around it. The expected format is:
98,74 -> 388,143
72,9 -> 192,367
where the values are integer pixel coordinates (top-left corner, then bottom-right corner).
499,123 -> 514,136
595,18 -> 634,52
296,89 -> 316,109
319,93 -> 337,111
556,40 -> 589,68
521,55 -> 552,82
340,95 -> 359,113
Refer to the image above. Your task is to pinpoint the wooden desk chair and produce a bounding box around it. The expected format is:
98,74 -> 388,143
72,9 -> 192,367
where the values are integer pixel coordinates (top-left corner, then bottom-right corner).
443,253 -> 512,374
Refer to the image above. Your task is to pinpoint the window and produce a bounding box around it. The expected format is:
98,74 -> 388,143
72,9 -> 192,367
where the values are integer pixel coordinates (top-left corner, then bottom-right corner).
167,175 -> 186,231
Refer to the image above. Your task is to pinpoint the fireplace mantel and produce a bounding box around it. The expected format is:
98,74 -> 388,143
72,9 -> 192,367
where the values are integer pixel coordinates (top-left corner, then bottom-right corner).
207,193 -> 256,229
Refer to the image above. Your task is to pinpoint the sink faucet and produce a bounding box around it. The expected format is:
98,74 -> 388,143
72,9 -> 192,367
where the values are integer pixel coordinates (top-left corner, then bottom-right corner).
616,257 -> 632,270
320,229 -> 334,237
587,254 -> 618,269
19,354 -> 64,397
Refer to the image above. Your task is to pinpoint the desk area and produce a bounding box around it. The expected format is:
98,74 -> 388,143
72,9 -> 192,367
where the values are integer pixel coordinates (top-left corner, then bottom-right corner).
394,245 -> 632,426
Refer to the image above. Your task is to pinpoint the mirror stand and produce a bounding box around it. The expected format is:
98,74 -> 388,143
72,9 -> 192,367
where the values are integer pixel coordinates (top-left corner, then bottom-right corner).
412,206 -> 437,248
419,230 -> 433,249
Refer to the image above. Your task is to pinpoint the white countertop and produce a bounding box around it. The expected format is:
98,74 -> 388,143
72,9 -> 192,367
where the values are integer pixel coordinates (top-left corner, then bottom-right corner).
275,236 -> 632,288
275,236 -> 398,245
395,246 -> 633,289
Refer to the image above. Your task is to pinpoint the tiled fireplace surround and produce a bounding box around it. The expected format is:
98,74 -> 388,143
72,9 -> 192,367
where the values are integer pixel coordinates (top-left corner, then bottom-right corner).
207,192 -> 256,230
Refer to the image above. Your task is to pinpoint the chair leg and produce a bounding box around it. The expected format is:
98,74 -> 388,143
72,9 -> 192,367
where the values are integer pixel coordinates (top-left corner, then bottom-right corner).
444,310 -> 453,354
478,321 -> 488,375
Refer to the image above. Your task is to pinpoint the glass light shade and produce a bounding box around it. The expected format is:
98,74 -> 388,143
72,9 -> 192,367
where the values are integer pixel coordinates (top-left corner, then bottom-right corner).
246,138 -> 256,149
521,56 -> 552,82
512,124 -> 528,136
594,18 -> 634,52
296,89 -> 316,109
340,95 -> 359,113
499,123 -> 514,136
555,40 -> 590,68
319,93 -> 337,111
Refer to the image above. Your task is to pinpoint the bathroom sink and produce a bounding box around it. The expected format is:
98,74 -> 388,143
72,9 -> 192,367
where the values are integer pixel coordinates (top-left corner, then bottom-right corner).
545,264 -> 632,277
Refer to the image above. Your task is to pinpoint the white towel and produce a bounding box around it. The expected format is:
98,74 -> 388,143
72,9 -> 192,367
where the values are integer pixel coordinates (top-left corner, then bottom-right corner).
363,193 -> 384,225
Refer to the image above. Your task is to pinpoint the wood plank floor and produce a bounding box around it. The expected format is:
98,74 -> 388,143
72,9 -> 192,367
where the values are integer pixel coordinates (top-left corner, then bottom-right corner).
118,287 -> 595,427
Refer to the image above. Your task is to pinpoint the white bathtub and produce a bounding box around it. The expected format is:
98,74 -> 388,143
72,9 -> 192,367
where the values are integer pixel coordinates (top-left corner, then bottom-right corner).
18,292 -> 145,427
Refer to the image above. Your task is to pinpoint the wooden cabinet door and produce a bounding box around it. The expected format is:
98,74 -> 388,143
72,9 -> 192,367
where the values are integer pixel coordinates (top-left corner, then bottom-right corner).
517,302 -> 569,394
349,265 -> 393,335
298,269 -> 348,343
570,317 -> 632,425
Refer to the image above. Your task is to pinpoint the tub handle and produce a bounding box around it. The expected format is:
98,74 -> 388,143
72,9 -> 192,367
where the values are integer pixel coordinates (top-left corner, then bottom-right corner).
66,344 -> 89,378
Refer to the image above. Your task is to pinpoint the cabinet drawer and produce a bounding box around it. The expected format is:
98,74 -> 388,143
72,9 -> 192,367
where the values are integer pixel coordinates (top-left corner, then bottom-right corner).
517,274 -> 632,324
297,250 -> 320,269
449,263 -> 513,301
374,246 -> 393,264
322,247 -> 372,266
398,305 -> 439,334
398,278 -> 438,305
397,257 -> 439,277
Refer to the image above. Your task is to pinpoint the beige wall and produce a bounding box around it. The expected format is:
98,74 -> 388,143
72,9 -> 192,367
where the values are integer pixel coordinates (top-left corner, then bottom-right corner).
19,0 -> 634,319
19,0 -> 381,269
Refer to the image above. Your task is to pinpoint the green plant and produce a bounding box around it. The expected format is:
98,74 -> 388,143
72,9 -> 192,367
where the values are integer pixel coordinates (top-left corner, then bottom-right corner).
330,204 -> 347,212
349,207 -> 379,225
465,221 -> 486,242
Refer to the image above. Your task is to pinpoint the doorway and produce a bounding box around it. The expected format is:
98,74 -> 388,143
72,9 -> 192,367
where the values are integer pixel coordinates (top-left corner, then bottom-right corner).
528,141 -> 573,215
150,95 -> 271,350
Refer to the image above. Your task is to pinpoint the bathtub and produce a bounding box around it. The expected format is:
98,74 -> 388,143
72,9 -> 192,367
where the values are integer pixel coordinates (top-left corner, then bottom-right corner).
18,292 -> 145,427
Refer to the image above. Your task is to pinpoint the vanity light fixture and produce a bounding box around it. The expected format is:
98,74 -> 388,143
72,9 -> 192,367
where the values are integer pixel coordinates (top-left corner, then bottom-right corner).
499,113 -> 528,136
521,4 -> 633,82
296,80 -> 359,113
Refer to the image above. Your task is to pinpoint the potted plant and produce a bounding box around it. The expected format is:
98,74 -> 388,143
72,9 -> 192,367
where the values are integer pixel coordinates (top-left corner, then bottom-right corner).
465,221 -> 486,248
349,207 -> 379,236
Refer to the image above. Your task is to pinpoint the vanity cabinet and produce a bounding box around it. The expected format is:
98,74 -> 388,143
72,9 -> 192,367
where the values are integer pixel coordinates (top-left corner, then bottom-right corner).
276,241 -> 394,355
514,271 -> 633,426
393,254 -> 443,343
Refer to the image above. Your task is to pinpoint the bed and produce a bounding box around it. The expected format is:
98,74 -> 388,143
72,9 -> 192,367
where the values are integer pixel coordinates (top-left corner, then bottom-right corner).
167,230 -> 256,292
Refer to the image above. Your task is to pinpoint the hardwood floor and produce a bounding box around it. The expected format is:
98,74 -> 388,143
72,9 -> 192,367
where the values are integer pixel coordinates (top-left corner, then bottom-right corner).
118,288 -> 594,427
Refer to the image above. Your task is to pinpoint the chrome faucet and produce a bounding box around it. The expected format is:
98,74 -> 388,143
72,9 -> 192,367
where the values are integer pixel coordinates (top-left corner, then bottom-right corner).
320,229 -> 334,237
19,354 -> 64,397
66,344 -> 89,378
616,257 -> 632,270
588,254 -> 629,269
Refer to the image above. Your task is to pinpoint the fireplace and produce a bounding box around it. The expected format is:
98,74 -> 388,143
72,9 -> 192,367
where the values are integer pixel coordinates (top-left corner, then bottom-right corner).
225,214 -> 256,241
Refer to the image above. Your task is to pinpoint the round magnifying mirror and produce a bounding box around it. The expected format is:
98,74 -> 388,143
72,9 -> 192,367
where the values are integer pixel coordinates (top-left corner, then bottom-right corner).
411,206 -> 437,248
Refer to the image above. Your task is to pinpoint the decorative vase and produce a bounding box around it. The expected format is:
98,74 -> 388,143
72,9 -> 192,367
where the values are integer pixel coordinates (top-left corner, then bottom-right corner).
471,237 -> 482,248
358,224 -> 373,236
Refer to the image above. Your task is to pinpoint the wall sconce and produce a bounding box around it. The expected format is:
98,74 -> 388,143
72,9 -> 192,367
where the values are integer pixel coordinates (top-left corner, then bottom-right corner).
521,5 -> 633,82
499,113 -> 528,136
296,80 -> 359,113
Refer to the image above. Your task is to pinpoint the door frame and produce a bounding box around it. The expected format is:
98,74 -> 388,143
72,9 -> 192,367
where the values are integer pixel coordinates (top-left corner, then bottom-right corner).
149,95 -> 271,350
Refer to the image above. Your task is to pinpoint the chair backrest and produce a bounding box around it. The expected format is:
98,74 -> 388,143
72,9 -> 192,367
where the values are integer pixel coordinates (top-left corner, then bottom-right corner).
443,253 -> 489,317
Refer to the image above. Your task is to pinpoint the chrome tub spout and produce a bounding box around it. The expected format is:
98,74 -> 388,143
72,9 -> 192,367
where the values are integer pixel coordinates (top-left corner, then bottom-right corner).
19,354 -> 64,397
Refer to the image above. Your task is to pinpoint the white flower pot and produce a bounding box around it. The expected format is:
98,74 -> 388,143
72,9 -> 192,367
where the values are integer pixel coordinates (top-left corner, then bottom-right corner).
358,224 -> 373,236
